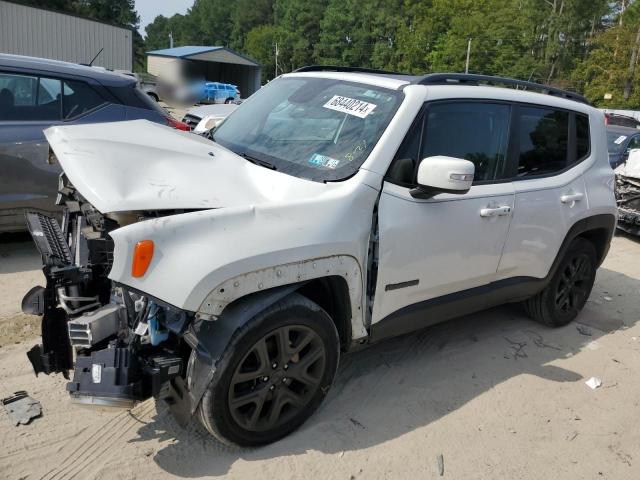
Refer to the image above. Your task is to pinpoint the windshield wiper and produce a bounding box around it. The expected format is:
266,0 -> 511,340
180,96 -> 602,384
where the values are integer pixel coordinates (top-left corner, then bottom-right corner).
241,152 -> 277,170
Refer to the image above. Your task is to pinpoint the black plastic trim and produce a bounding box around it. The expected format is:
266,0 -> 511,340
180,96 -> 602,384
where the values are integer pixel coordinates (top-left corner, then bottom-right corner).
385,279 -> 419,291
414,73 -> 591,105
294,65 -> 410,76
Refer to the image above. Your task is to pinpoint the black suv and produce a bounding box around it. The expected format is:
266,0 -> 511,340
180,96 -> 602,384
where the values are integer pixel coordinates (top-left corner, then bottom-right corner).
0,53 -> 189,233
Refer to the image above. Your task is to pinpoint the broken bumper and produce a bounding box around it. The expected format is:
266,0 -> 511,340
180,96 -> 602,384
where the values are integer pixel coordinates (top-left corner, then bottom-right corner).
22,211 -> 192,411
616,173 -> 640,235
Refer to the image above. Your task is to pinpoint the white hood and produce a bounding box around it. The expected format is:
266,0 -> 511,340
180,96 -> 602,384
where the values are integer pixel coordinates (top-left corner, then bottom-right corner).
44,120 -> 327,213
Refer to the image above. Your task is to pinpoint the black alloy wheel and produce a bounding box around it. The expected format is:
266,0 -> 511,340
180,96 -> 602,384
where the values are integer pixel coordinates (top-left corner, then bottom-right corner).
228,325 -> 327,432
554,252 -> 593,314
196,293 -> 339,446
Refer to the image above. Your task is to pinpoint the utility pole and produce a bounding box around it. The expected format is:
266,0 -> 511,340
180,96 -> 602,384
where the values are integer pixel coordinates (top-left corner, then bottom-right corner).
275,42 -> 279,77
465,38 -> 472,74
169,31 -> 174,49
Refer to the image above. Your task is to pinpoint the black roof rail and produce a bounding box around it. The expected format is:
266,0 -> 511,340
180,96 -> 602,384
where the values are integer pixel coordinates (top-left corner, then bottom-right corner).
294,65 -> 409,76
414,73 -> 590,105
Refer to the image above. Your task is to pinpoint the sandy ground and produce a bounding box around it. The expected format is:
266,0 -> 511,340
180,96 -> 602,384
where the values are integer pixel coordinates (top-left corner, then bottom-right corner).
1,234 -> 640,479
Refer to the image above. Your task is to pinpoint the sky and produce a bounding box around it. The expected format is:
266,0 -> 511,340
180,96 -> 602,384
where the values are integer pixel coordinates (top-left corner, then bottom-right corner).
135,0 -> 194,37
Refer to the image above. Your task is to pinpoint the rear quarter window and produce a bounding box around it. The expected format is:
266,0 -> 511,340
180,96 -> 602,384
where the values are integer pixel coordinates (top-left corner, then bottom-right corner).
110,84 -> 168,115
62,80 -> 107,120
576,113 -> 590,160
515,106 -> 569,177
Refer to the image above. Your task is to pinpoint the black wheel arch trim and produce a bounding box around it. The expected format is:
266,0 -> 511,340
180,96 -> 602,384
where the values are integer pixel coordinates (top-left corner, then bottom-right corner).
184,284 -> 302,415
369,213 -> 615,342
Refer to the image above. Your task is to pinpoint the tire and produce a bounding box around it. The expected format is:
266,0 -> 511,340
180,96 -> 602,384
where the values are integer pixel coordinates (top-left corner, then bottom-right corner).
224,97 -> 234,104
147,92 -> 159,102
197,293 -> 340,447
524,237 -> 597,327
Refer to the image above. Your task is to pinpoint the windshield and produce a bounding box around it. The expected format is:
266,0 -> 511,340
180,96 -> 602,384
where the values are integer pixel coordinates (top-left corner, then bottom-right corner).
607,131 -> 628,153
212,77 -> 403,181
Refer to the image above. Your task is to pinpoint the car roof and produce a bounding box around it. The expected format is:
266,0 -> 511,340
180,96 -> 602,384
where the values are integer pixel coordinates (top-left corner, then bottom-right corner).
285,71 -> 597,115
0,53 -> 135,87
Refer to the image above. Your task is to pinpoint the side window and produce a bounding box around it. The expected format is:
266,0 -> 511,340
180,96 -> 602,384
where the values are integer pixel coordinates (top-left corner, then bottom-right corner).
515,106 -> 569,177
0,72 -> 61,121
420,102 -> 511,182
626,136 -> 640,151
576,113 -> 590,160
62,80 -> 106,120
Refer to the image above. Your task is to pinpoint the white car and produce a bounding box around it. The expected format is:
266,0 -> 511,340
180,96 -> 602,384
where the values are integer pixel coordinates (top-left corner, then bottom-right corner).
23,68 -> 616,447
182,102 -> 238,130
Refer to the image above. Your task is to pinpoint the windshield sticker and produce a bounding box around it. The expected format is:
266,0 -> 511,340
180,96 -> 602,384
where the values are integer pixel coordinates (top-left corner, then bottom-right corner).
614,135 -> 628,145
309,153 -> 341,169
345,139 -> 367,162
323,95 -> 377,118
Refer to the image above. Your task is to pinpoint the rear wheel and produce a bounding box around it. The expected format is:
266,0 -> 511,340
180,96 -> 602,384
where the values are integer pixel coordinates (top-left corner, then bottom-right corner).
197,293 -> 339,446
525,238 -> 597,327
224,97 -> 234,104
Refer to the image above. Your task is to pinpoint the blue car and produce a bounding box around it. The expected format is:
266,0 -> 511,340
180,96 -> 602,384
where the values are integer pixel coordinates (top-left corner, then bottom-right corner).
607,125 -> 640,169
202,82 -> 240,104
0,54 -> 189,233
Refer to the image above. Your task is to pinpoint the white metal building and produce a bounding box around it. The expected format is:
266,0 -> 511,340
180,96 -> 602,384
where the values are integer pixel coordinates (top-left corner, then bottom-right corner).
0,0 -> 133,71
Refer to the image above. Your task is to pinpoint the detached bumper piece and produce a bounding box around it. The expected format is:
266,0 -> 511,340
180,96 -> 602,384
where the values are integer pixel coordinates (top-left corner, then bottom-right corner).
2,391 -> 42,426
67,346 -> 183,408
616,174 -> 640,236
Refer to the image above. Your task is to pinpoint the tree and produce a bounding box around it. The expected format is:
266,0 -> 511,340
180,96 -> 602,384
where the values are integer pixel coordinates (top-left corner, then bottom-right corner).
573,2 -> 640,107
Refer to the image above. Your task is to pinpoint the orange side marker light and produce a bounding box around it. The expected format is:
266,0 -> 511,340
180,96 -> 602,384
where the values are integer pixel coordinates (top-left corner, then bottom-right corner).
132,240 -> 154,277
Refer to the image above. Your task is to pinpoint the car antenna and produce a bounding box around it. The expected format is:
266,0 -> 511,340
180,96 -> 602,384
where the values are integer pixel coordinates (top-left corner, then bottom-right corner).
88,48 -> 104,66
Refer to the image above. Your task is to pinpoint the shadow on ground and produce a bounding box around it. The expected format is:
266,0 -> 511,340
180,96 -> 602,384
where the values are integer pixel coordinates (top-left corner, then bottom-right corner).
0,232 -> 41,275
128,264 -> 640,478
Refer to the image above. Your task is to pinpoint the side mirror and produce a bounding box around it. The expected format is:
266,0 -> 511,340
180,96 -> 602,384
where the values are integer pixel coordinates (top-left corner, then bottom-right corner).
410,156 -> 475,199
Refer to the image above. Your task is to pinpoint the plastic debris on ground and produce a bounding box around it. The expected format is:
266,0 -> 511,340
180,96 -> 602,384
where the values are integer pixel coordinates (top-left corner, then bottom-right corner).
576,325 -> 593,336
437,453 -> 445,476
1,391 -> 42,426
585,377 -> 602,389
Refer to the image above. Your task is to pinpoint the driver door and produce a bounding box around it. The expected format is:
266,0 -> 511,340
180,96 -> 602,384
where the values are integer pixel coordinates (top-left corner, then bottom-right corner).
370,100 -> 515,336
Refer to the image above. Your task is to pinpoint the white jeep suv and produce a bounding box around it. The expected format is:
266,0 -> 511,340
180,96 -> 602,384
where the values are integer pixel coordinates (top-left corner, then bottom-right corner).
23,67 -> 616,446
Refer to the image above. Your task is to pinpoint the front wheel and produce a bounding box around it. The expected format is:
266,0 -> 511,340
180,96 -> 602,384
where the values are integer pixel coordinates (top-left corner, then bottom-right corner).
197,293 -> 339,446
524,237 -> 597,327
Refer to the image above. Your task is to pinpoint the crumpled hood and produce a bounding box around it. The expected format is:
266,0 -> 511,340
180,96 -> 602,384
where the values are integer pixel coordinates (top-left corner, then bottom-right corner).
44,119 -> 327,213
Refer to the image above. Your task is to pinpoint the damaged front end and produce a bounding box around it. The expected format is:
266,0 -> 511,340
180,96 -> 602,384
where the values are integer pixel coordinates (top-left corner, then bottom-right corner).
615,156 -> 640,236
23,175 -> 192,411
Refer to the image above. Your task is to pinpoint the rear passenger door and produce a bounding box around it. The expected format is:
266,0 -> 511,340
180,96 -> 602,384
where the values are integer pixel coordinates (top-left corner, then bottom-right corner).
497,106 -> 590,281
371,101 -> 515,330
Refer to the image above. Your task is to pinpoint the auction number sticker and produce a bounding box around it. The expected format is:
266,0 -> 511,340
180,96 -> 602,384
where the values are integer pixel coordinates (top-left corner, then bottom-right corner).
614,135 -> 628,145
309,153 -> 341,169
323,95 -> 377,118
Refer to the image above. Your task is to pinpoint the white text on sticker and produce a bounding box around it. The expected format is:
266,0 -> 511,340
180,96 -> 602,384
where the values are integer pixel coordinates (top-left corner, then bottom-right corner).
323,95 -> 377,118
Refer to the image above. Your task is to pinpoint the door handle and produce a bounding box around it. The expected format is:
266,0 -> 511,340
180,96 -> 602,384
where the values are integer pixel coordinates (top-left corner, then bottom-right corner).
560,192 -> 584,204
480,206 -> 512,217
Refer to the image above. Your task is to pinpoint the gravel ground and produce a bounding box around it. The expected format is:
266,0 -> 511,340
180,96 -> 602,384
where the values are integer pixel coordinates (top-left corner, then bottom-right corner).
1,234 -> 639,479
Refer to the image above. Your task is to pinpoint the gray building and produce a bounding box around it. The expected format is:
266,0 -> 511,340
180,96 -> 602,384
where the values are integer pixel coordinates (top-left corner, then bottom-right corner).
0,0 -> 133,71
147,46 -> 262,97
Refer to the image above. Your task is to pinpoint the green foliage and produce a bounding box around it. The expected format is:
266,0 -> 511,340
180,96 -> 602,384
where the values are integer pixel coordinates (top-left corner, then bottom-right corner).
18,0 -> 640,107
573,1 -> 640,107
